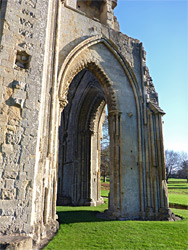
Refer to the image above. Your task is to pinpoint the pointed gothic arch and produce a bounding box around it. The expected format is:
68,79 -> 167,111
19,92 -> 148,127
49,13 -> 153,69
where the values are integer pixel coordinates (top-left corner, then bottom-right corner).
55,36 -> 144,219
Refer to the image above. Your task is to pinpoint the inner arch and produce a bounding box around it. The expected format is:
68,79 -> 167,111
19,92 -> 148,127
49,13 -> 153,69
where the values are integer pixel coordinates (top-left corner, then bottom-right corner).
57,69 -> 107,206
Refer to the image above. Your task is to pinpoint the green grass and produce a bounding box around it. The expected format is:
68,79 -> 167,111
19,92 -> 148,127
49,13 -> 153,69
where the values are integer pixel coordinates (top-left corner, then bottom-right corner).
44,179 -> 188,250
100,179 -> 109,198
101,189 -> 109,197
168,179 -> 188,206
44,204 -> 188,250
171,208 -> 188,219
168,193 -> 188,206
168,178 -> 188,194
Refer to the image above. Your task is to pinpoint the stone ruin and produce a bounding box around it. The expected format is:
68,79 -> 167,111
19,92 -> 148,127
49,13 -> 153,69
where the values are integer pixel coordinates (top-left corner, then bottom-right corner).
0,0 -> 174,248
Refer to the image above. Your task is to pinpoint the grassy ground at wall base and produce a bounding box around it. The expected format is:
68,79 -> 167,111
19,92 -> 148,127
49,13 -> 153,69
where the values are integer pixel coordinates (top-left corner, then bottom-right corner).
44,179 -> 188,250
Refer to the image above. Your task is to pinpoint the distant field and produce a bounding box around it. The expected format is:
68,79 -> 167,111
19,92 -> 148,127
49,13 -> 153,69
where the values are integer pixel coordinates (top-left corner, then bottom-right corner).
168,179 -> 188,206
100,180 -> 109,197
101,189 -> 109,197
168,178 -> 188,194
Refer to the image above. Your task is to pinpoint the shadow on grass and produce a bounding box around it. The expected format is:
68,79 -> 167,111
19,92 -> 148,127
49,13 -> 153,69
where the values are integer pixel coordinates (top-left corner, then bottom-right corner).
168,186 -> 188,190
57,210 -> 107,224
168,182 -> 188,184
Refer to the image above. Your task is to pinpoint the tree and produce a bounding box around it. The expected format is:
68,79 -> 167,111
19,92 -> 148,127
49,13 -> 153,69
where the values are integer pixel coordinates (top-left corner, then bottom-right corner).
165,150 -> 180,182
100,111 -> 110,182
165,150 -> 188,182
100,145 -> 110,182
177,160 -> 188,182
177,152 -> 188,182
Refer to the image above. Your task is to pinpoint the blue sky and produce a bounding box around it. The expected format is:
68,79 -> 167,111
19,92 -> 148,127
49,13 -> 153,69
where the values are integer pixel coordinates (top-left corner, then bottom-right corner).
114,0 -> 188,153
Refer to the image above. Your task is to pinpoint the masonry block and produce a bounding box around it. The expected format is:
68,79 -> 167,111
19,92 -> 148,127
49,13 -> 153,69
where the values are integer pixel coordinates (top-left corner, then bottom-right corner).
1,188 -> 16,200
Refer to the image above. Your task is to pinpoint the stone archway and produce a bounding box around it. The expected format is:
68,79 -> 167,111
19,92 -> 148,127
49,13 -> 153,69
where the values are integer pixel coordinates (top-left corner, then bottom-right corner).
57,69 -> 106,206
55,36 -> 143,219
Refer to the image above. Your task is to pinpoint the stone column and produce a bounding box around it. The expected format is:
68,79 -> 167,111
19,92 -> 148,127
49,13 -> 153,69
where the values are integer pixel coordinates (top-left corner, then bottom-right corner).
156,113 -> 169,217
144,121 -> 153,218
158,114 -> 168,209
57,97 -> 68,205
108,110 -> 122,217
78,130 -> 91,205
147,106 -> 170,219
155,113 -> 164,209
145,109 -> 154,218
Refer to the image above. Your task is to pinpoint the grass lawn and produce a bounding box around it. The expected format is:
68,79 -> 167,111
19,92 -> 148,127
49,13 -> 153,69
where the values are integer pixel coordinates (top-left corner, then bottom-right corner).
168,178 -> 188,195
168,193 -> 188,206
100,180 -> 109,198
44,204 -> 188,250
168,179 -> 188,206
100,189 -> 109,197
44,179 -> 188,250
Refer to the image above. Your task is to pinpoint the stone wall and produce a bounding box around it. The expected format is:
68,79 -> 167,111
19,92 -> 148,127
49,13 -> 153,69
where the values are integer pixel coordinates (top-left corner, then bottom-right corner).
0,0 -> 58,242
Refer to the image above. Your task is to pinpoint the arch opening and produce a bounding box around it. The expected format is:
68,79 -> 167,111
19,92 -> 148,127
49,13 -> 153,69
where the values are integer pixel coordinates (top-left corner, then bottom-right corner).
57,69 -> 111,206
56,39 -> 141,219
100,105 -> 110,184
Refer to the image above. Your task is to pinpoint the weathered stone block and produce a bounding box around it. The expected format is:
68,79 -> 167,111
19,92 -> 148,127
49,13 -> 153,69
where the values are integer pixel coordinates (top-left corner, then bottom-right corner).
12,89 -> 26,108
0,216 -> 13,228
24,160 -> 35,172
0,114 -> 7,125
17,188 -> 26,200
7,125 -> 16,133
7,106 -> 21,126
3,169 -> 18,180
5,129 -> 22,145
2,143 -> 13,154
5,179 -> 15,189
0,85 -> 3,103
0,126 -> 5,144
19,172 -> 26,181
1,208 -> 14,216
1,188 -> 16,200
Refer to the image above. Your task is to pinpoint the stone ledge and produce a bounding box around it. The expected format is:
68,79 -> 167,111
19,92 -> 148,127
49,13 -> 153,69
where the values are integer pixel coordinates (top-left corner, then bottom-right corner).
0,236 -> 32,250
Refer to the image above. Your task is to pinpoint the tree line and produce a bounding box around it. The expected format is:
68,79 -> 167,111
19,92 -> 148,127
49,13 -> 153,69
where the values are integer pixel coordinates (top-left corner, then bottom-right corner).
165,150 -> 188,182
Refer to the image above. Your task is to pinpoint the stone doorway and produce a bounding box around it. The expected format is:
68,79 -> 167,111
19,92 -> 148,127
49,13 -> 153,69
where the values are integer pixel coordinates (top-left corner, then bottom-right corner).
56,38 -> 141,220
57,69 -> 108,207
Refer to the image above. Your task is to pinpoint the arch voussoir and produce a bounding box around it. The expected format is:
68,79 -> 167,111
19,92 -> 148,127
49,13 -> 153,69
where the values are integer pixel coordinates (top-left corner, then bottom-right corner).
60,56 -> 118,112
